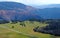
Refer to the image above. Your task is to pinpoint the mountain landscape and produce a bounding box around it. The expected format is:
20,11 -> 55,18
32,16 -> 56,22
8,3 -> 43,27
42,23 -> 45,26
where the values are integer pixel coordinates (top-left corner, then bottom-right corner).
0,2 -> 42,23
0,1 -> 60,38
39,8 -> 60,19
0,2 -> 60,22
31,4 -> 60,19
32,4 -> 60,37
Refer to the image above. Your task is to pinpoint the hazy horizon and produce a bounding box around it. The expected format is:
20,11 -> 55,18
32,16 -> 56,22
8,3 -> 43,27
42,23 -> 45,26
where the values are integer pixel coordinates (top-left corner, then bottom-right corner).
0,0 -> 60,6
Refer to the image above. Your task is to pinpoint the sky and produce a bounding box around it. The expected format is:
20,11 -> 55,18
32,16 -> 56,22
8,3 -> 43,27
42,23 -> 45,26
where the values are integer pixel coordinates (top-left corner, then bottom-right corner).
0,0 -> 60,6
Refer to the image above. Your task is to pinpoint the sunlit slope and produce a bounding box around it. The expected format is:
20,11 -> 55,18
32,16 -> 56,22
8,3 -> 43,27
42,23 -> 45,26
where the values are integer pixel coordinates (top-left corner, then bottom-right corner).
0,27 -> 33,38
0,21 -> 54,38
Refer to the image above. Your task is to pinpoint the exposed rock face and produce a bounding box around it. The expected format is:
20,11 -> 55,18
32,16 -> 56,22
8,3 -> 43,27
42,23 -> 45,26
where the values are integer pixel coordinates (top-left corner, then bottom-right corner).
0,2 -> 42,23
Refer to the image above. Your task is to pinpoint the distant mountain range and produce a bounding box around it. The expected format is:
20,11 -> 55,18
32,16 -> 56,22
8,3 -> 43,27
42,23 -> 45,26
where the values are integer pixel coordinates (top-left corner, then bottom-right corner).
0,2 -> 42,22
32,4 -> 60,19
39,8 -> 60,19
32,4 -> 60,9
0,2 -> 60,22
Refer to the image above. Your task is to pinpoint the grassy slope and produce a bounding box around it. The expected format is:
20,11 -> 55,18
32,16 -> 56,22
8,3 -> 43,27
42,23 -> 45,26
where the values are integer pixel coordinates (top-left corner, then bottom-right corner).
0,21 -> 60,38
0,27 -> 31,38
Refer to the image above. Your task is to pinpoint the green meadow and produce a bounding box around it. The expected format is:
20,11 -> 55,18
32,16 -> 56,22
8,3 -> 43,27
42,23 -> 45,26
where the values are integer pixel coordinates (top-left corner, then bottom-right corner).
0,21 -> 60,38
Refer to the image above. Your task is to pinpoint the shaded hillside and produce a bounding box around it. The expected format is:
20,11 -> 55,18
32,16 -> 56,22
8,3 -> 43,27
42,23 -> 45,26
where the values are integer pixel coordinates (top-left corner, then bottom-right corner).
32,4 -> 60,19
33,21 -> 60,36
39,8 -> 60,19
0,2 -> 42,23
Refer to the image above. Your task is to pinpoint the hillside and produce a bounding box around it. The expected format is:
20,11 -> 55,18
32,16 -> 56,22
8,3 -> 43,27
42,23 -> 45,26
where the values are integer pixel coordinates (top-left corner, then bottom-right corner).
39,8 -> 60,19
0,21 -> 53,38
32,4 -> 60,19
0,2 -> 60,38
0,2 -> 42,23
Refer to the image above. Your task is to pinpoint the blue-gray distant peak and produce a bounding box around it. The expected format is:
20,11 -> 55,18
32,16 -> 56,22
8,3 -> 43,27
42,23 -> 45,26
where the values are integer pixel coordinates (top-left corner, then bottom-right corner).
33,4 -> 60,19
